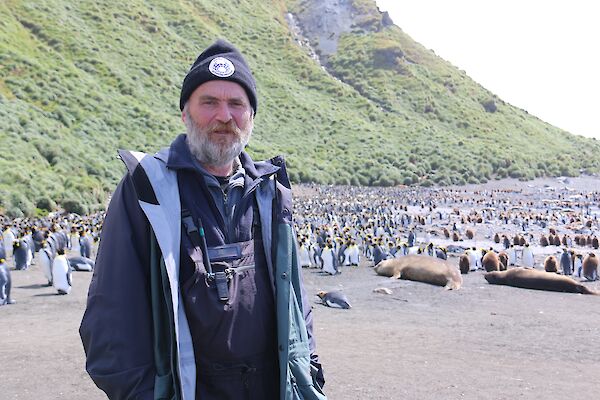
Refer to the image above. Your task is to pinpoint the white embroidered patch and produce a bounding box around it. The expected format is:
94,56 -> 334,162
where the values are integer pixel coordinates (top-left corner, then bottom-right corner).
209,57 -> 235,77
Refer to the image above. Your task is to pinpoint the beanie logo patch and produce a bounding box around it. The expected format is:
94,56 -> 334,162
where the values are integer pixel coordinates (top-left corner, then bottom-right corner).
209,57 -> 235,78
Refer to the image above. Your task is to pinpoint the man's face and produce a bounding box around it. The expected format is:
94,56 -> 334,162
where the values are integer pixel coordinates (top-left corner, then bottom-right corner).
183,80 -> 254,167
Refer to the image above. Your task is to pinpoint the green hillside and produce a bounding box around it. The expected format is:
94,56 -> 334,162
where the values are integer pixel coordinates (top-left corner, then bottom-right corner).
1,0 -> 598,217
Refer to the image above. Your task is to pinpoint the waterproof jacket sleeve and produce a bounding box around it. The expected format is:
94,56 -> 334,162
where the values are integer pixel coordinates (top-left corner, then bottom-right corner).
80,174 -> 156,400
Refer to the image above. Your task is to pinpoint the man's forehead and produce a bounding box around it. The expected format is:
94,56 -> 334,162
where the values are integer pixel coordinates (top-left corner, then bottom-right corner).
192,80 -> 249,101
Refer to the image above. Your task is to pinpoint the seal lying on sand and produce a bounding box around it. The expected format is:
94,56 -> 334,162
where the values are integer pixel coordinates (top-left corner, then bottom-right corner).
484,267 -> 598,295
374,255 -> 462,290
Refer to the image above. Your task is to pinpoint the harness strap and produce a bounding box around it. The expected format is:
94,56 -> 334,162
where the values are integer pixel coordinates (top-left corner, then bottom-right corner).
181,208 -> 213,277
180,208 -> 256,302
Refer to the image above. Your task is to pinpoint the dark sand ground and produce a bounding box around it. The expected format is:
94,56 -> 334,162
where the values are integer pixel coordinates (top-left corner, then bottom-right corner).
2,255 -> 600,400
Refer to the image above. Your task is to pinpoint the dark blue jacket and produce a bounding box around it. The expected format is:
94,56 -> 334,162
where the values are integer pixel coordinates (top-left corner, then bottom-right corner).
80,135 -> 325,400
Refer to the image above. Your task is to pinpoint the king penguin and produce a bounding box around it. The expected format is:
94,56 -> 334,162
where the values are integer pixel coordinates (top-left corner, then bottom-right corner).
317,290 -> 352,309
67,255 -> 94,272
0,258 -> 15,305
79,231 -> 92,258
39,241 -> 54,286
13,239 -> 31,270
3,226 -> 15,259
52,248 -> 72,295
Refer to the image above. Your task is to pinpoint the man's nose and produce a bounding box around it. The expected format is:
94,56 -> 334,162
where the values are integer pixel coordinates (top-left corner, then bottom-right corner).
214,103 -> 232,123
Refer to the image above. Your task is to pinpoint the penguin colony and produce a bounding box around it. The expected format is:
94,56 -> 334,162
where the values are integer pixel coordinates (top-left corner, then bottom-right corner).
3,177 -> 600,306
0,212 -> 102,305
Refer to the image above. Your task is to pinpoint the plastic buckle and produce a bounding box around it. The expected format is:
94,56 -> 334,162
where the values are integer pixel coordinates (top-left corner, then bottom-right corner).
214,271 -> 229,302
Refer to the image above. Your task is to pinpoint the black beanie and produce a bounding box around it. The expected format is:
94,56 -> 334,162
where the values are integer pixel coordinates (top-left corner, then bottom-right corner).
179,39 -> 257,114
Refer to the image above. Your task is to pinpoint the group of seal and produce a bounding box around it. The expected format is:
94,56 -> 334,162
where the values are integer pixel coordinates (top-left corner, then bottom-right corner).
372,254 -> 597,296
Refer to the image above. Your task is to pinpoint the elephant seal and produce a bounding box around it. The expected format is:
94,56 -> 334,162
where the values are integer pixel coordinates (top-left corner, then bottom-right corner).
374,255 -> 462,290
484,268 -> 598,295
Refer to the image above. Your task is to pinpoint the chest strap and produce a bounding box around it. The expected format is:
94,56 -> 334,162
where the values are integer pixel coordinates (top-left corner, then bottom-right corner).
181,208 -> 255,302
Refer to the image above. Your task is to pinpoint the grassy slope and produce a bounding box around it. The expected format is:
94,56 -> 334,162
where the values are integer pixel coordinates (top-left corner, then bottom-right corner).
0,0 -> 598,216
291,0 -> 600,185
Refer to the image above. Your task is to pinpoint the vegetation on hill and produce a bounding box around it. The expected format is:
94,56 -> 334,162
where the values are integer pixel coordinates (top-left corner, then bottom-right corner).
1,0 -> 599,217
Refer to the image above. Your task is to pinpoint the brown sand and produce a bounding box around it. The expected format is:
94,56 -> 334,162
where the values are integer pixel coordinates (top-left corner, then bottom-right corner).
2,256 -> 600,399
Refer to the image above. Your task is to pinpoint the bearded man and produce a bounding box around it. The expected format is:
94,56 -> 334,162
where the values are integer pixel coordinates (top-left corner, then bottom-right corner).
80,39 -> 326,400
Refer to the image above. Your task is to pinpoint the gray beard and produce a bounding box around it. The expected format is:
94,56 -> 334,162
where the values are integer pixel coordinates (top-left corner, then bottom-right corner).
184,109 -> 252,168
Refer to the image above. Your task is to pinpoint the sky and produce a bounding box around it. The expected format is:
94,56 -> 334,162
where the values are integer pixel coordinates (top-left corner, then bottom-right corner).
375,0 -> 600,139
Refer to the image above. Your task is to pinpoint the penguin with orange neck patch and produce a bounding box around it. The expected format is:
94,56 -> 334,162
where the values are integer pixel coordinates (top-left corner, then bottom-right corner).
317,290 -> 351,309
0,257 -> 15,305
52,248 -> 72,295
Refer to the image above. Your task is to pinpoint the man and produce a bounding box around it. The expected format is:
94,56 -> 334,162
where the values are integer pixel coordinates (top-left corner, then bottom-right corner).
80,39 -> 326,400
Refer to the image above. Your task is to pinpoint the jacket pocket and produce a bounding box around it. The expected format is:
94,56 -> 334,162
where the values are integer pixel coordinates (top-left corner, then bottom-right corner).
288,355 -> 327,400
153,372 -> 176,400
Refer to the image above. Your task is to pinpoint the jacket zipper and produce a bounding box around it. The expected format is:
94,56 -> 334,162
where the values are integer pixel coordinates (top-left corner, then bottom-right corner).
228,174 -> 274,239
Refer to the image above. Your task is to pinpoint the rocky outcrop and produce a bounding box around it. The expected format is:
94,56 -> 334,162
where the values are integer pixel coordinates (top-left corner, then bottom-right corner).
287,0 -> 393,65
